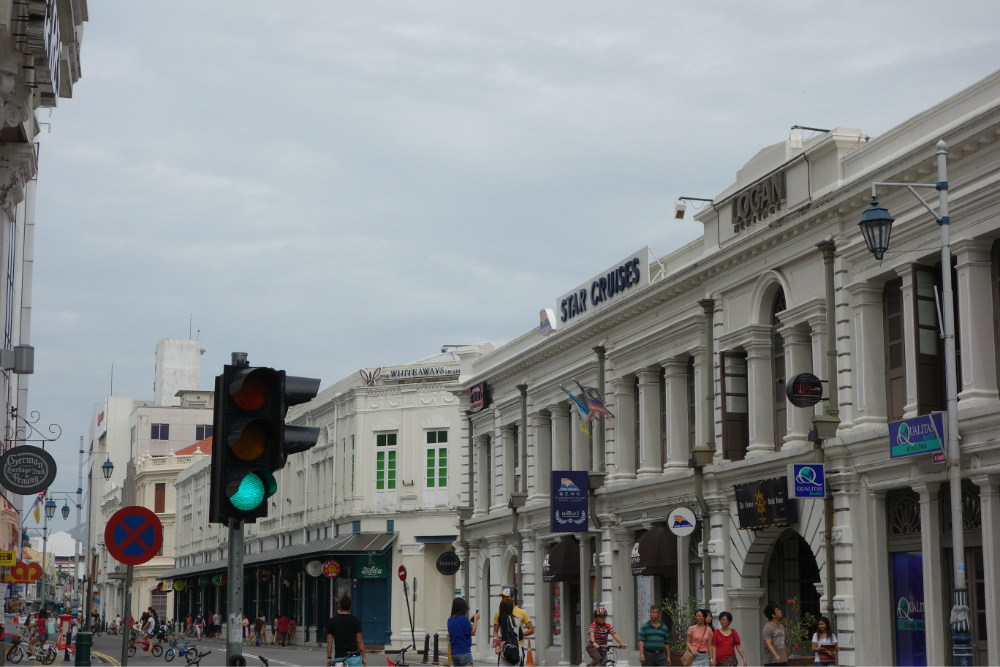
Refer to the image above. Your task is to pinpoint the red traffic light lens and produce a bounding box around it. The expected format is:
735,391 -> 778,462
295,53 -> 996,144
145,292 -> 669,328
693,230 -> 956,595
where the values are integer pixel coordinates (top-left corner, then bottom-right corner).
232,372 -> 267,411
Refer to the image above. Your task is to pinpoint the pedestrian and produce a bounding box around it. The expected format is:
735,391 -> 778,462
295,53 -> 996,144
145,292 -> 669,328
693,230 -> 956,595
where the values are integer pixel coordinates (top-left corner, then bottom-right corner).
195,612 -> 204,639
762,603 -> 787,666
495,598 -> 524,666
254,613 -> 265,646
447,597 -> 479,666
491,588 -> 534,650
685,609 -> 712,667
709,611 -> 746,667
811,616 -> 837,666
288,616 -> 297,646
587,607 -> 626,667
215,610 -> 223,639
278,613 -> 290,646
272,614 -> 279,645
638,604 -> 671,666
326,595 -> 366,666
142,611 -> 157,656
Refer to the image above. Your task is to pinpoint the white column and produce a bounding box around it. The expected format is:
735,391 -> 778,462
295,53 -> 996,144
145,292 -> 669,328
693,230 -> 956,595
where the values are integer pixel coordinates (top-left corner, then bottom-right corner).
475,436 -> 488,517
727,587 -> 765,664
846,283 -> 889,425
691,346 -> 708,448
579,536 -> 593,664
779,324 -> 812,449
868,492 -> 894,666
636,369 -> 662,477
609,378 -> 635,480
502,425 -> 516,505
707,490 -> 730,613
896,265 -> 920,418
973,475 -> 1000,666
745,330 -> 775,456
911,481 -> 945,666
551,404 -> 572,472
662,358 -> 689,470
533,536 -> 552,662
532,412 -> 552,502
953,240 -> 1000,408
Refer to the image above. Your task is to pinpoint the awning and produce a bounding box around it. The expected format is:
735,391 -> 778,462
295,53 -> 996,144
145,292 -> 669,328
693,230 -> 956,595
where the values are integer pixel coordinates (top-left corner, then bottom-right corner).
630,526 -> 677,576
542,538 -> 579,583
158,532 -> 397,580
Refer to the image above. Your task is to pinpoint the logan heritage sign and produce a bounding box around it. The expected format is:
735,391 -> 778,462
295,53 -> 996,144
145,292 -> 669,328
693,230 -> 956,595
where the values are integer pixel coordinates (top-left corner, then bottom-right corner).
0,446 -> 57,495
732,171 -> 786,233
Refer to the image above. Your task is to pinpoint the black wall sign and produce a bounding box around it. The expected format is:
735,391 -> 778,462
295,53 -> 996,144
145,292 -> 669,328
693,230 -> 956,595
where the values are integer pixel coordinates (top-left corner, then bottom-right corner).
435,551 -> 461,576
786,372 -> 823,408
0,445 -> 57,495
734,476 -> 798,530
469,382 -> 491,414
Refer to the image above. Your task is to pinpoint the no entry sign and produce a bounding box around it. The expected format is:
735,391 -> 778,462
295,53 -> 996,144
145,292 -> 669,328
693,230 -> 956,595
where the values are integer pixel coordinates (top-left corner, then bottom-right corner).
105,506 -> 163,566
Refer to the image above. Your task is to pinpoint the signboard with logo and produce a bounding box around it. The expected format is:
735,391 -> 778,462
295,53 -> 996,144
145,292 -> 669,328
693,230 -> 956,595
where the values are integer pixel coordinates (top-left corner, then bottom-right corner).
435,551 -> 461,576
550,471 -> 588,533
380,366 -> 459,381
890,412 -> 946,459
469,382 -> 491,414
667,507 -> 697,536
323,560 -> 341,578
305,560 -> 324,577
787,463 -> 826,498
786,373 -> 823,408
0,550 -> 15,567
734,477 -> 798,530
557,247 -> 651,327
358,554 -> 388,579
539,308 -> 558,335
732,171 -> 786,234
0,446 -> 57,495
892,552 -> 926,665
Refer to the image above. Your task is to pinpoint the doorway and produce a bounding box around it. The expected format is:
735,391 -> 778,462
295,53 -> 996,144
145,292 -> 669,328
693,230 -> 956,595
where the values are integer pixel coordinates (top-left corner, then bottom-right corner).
568,580 -> 582,665
765,530 -> 821,621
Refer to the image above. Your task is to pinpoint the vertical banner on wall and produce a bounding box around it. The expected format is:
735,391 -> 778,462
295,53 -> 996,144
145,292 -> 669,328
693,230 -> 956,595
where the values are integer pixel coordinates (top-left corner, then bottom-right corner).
551,582 -> 562,646
892,552 -> 927,666
551,471 -> 589,532
636,575 -> 652,643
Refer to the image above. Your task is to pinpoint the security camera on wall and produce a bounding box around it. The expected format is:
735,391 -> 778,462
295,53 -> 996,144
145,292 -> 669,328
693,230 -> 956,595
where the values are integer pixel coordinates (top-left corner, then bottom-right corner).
674,201 -> 687,219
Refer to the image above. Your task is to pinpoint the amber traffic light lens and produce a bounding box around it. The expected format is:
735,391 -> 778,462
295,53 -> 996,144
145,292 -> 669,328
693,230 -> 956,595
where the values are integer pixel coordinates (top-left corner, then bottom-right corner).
232,421 -> 266,461
232,372 -> 267,411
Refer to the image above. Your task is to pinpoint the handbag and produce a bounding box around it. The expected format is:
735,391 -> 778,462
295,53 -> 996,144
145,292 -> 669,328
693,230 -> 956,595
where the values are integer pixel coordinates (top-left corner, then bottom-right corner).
681,649 -> 697,667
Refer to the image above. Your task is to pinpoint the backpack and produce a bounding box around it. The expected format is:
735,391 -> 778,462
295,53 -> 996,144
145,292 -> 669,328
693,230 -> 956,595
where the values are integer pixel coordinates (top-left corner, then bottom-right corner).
499,616 -> 521,665
45,619 -> 55,636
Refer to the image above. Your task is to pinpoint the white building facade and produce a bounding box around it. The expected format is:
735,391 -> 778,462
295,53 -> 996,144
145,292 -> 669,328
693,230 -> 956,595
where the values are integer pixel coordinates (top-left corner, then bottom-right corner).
461,69 -> 1000,667
164,344 -> 492,648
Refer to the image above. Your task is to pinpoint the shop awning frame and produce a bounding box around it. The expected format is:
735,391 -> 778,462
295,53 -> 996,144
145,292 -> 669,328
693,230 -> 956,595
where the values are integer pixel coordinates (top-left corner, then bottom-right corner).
630,525 -> 678,577
542,538 -> 580,583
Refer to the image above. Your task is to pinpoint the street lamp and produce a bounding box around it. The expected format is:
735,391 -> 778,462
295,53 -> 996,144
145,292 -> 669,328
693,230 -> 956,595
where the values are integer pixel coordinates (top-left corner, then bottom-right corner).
21,532 -> 29,549
102,456 -> 114,481
861,139 -> 971,666
44,498 -> 56,520
61,503 -> 70,520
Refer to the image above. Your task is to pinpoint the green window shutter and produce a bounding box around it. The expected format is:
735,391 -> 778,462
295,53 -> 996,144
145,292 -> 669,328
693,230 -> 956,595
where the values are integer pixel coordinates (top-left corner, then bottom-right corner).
426,449 -> 435,487
388,451 -> 396,489
376,451 -> 385,490
438,448 -> 447,487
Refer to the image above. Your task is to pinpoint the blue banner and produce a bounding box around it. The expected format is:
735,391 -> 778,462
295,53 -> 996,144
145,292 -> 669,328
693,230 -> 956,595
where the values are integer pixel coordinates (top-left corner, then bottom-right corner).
889,412 -> 945,459
789,463 -> 826,498
550,471 -> 588,533
892,552 -> 926,665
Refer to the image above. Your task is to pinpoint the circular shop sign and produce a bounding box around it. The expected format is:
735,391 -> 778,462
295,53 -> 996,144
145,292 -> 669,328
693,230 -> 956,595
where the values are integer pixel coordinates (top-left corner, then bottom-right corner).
435,552 -> 461,576
305,560 -> 324,577
323,560 -> 341,578
667,506 -> 698,537
786,372 -> 823,408
0,445 -> 57,495
173,580 -> 185,592
257,567 -> 272,583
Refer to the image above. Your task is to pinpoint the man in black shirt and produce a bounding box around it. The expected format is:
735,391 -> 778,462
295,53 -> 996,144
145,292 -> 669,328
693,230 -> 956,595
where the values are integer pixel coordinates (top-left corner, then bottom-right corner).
327,595 -> 366,666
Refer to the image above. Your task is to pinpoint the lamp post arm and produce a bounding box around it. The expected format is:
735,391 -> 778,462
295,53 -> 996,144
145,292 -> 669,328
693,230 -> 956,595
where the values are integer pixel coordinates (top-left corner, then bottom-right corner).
871,182 -> 943,222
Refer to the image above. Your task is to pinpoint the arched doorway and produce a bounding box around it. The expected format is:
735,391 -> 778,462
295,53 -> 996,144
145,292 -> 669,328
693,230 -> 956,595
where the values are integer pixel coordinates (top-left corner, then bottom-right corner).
765,530 -> 820,621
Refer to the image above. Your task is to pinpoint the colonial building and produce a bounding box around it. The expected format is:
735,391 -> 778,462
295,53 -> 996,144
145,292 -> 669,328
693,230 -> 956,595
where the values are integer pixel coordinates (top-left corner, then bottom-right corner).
461,69 -> 1000,666
163,344 -> 492,648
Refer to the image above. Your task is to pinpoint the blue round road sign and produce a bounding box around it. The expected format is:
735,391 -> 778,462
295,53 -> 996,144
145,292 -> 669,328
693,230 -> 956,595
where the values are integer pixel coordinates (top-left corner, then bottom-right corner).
105,506 -> 163,566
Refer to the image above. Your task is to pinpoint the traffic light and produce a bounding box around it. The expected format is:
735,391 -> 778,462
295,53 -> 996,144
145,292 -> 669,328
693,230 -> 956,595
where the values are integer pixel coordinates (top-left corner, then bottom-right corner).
209,362 -> 321,524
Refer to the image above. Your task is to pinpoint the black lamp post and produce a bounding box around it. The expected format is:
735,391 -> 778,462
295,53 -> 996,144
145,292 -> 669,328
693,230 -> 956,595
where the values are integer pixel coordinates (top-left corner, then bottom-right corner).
21,532 -> 29,549
44,498 -> 56,520
102,457 -> 114,481
857,197 -> 895,260
61,503 -> 70,520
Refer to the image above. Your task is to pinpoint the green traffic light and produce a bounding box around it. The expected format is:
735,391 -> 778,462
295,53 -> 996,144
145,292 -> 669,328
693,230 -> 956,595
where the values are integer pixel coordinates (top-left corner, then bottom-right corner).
229,473 -> 265,510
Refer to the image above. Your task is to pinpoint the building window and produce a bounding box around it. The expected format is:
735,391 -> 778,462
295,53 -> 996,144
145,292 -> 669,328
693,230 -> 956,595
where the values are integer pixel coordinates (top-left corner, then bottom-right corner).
772,290 -> 787,450
484,434 -> 492,508
720,351 -> 749,461
687,357 -> 697,451
376,433 -> 397,509
660,368 -> 667,465
324,527 -> 328,539
914,266 -> 945,415
335,523 -> 340,537
154,483 -> 165,513
131,426 -> 137,445
884,278 -> 906,421
352,520 -> 360,534
387,520 -> 394,534
151,424 -> 169,440
426,431 -> 448,507
350,435 -> 356,494
196,425 -> 213,441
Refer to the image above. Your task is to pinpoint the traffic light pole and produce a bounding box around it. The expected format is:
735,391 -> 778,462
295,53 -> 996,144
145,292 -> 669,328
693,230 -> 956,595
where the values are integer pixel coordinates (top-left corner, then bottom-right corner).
226,518 -> 245,666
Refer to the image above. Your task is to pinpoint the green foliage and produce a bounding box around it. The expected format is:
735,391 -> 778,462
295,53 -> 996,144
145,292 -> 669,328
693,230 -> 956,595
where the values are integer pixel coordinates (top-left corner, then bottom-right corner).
781,597 -> 817,657
659,593 -> 700,648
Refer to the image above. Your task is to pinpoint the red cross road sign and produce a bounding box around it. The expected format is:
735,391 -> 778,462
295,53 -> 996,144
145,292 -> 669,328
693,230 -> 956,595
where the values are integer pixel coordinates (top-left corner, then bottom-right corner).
105,506 -> 163,566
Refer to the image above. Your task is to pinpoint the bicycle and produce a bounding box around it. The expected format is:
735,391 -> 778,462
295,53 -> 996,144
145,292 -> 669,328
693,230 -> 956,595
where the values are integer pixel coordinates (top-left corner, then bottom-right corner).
7,639 -> 56,665
386,644 -> 412,667
130,636 -> 164,657
597,643 -> 626,667
165,637 -> 198,662
185,649 -> 212,666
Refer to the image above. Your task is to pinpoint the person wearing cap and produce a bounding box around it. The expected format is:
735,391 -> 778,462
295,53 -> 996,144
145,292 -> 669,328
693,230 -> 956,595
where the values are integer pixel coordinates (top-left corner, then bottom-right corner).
492,588 -> 534,647
588,607 -> 626,666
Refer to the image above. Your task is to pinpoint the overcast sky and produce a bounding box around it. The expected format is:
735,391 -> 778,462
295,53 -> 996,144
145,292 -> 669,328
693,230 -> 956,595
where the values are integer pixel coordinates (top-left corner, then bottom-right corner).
32,1 -> 1000,533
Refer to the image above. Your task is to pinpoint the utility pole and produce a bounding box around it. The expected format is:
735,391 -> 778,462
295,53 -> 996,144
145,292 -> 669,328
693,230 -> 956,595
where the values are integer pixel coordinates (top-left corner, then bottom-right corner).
75,437 -> 84,618
817,239 -> 840,630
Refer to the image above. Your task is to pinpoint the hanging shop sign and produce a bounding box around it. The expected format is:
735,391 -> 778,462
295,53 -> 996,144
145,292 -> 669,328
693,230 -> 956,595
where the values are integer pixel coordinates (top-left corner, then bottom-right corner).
358,554 -> 388,579
257,568 -> 272,583
787,463 -> 826,498
0,446 -> 57,495
550,470 -> 588,533
469,382 -> 491,414
3,561 -> 41,584
323,560 -> 341,578
199,575 -> 212,587
173,580 -> 185,592
786,373 -> 823,408
666,507 -> 697,537
539,308 -> 558,335
0,550 -> 15,567
305,560 -> 324,577
734,477 -> 798,530
558,247 -> 651,326
732,171 -> 786,233
435,551 -> 461,576
889,412 -> 946,459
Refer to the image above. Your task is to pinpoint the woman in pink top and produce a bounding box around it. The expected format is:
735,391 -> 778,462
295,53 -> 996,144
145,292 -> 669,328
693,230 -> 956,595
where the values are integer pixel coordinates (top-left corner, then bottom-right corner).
686,610 -> 712,667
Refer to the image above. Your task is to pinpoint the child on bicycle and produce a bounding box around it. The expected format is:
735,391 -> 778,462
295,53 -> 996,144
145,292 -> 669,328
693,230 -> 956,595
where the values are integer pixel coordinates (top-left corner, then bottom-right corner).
588,608 -> 627,666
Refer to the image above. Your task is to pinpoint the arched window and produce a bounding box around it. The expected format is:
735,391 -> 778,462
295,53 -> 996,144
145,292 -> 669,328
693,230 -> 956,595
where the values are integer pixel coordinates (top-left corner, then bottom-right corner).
772,290 -> 787,450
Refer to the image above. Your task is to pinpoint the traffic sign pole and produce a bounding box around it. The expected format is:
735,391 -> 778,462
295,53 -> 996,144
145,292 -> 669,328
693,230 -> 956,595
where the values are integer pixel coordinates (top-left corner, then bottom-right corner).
120,564 -> 133,667
226,518 -> 245,666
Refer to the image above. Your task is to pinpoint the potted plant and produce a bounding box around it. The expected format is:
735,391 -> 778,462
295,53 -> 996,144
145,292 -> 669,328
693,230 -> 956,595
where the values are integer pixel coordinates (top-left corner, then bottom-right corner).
781,597 -> 818,666
660,594 -> 699,664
